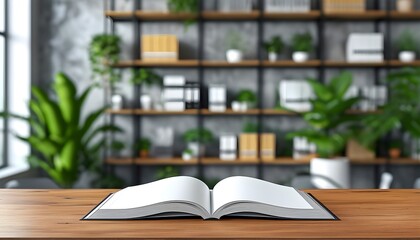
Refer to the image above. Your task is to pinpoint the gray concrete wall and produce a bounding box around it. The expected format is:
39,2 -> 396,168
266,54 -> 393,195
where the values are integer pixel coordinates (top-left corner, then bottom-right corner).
35,0 -> 420,188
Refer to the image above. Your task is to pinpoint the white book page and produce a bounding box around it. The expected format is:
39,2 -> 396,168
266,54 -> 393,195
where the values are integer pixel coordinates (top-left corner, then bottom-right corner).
101,176 -> 211,213
212,176 -> 313,213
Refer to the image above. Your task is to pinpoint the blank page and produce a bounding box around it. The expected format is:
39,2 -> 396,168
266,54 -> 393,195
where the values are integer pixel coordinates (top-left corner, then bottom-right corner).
101,176 -> 211,213
212,176 -> 313,213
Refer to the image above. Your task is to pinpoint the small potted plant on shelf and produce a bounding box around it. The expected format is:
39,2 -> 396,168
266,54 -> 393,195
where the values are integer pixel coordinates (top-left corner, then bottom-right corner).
167,0 -> 199,30
389,140 -> 402,159
182,149 -> 194,161
110,140 -> 126,157
397,30 -> 417,63
397,0 -> 413,12
232,89 -> 257,112
183,128 -> 213,157
291,32 -> 313,63
263,36 -> 284,62
225,31 -> 245,63
131,69 -> 162,110
135,138 -> 152,158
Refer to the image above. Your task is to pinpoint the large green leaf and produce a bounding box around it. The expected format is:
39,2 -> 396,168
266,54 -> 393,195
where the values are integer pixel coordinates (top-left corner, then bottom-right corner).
307,78 -> 333,101
329,71 -> 352,98
17,135 -> 60,158
80,107 -> 106,136
83,124 -> 123,146
54,73 -> 78,126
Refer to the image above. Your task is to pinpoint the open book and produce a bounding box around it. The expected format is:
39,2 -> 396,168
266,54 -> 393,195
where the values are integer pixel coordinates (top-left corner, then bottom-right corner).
83,176 -> 337,220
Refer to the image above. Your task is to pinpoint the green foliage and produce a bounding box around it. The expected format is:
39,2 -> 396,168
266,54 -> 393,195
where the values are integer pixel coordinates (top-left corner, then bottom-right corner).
134,138 -> 152,151
397,30 -> 417,52
183,128 -> 213,143
242,122 -> 258,133
292,32 -> 313,52
167,0 -> 199,30
287,72 -> 360,158
157,166 -> 180,179
183,148 -> 193,155
226,31 -> 245,51
358,68 -> 420,148
110,140 -> 125,152
89,34 -> 121,87
390,139 -> 403,149
236,89 -> 257,103
263,36 -> 284,53
1,73 -> 124,188
130,69 -> 162,86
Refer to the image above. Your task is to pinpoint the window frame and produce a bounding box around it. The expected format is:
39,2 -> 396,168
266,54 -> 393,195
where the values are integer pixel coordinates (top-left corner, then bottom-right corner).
0,0 -> 8,169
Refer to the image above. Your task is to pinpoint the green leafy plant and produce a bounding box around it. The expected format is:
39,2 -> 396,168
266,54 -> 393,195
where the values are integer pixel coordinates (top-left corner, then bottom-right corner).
183,128 -> 213,143
292,32 -> 313,52
183,148 -> 193,155
390,139 -> 403,149
242,122 -> 258,133
358,68 -> 420,148
236,89 -> 257,103
111,140 -> 125,152
0,73 -> 124,188
157,166 -> 180,179
89,34 -> 121,87
167,0 -> 199,30
397,30 -> 417,52
135,138 -> 152,151
263,36 -> 284,53
226,31 -> 245,51
130,69 -> 162,86
287,72 -> 360,158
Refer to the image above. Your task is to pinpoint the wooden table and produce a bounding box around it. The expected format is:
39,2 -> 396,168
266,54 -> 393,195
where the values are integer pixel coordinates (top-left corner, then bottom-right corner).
0,189 -> 419,239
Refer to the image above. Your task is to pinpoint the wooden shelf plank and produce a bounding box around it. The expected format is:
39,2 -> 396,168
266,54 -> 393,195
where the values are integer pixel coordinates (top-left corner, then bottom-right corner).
201,109 -> 260,115
390,11 -> 420,19
263,11 -> 321,20
324,61 -> 387,67
388,60 -> 420,67
106,109 -> 135,115
261,109 -> 297,115
135,158 -> 198,165
134,10 -> 197,20
134,109 -> 199,115
105,158 -> 134,165
105,11 -> 134,20
262,60 -> 321,67
201,158 -> 260,165
113,60 -> 200,68
202,11 -> 260,20
324,10 -> 387,20
201,60 -> 260,67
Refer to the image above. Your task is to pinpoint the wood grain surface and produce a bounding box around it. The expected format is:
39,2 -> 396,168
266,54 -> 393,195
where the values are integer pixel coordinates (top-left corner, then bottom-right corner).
0,190 -> 419,239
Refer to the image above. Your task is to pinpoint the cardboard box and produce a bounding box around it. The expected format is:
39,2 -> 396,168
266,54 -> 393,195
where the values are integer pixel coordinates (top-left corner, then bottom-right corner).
346,139 -> 375,160
260,133 -> 276,161
141,35 -> 179,62
323,0 -> 365,13
239,134 -> 258,161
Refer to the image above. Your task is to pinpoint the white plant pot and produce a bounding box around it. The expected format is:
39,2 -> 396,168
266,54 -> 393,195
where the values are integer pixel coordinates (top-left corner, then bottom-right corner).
292,52 -> 309,62
111,94 -> 124,110
310,157 -> 350,189
397,0 -> 413,12
140,95 -> 152,110
187,142 -> 205,157
399,51 -> 416,62
182,152 -> 193,161
226,49 -> 243,63
268,52 -> 278,62
231,101 -> 242,112
240,102 -> 249,111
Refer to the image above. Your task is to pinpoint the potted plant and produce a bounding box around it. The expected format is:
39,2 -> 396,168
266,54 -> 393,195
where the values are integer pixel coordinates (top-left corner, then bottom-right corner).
291,32 -> 313,62
135,138 -> 152,158
263,36 -> 284,62
182,149 -> 194,161
397,30 -> 417,62
233,89 -> 257,111
226,31 -> 245,63
389,140 -> 402,159
131,69 -> 162,110
287,71 -> 360,160
183,128 -> 213,157
167,0 -> 199,30
0,73 -> 123,188
397,0 -> 413,12
110,140 -> 125,157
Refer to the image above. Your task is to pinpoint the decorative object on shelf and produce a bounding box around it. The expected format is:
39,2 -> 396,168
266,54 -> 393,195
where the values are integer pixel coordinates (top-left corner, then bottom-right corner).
182,149 -> 194,161
323,0 -> 365,13
265,0 -> 311,13
226,31 -> 245,63
0,73 -> 124,188
239,133 -> 258,161
167,0 -> 199,29
293,137 -> 317,160
310,157 -> 350,189
141,35 -> 179,62
261,133 -> 276,161
218,0 -> 253,12
135,138 -> 151,158
389,140 -> 402,159
346,33 -> 384,62
111,94 -> 124,110
278,80 -> 313,112
220,134 -> 237,160
140,95 -> 152,110
291,32 -> 313,62
346,139 -> 375,160
184,82 -> 200,109
396,0 -> 414,12
209,84 -> 227,112
287,71 -> 360,160
156,166 -> 180,180
110,140 -> 126,157
231,101 -> 242,112
397,30 -> 417,63
263,36 -> 284,62
163,75 -> 186,111
183,128 -> 214,157
89,34 -> 121,89
358,68 -> 420,150
235,89 -> 257,111
151,127 -> 174,158
130,69 -> 162,86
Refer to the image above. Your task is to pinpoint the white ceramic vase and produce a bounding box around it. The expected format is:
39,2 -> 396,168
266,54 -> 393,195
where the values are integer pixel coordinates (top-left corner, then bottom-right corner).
397,0 -> 413,12
182,152 -> 193,161
399,51 -> 416,62
187,142 -> 205,157
226,49 -> 243,63
292,51 -> 309,62
310,157 -> 350,189
140,95 -> 152,110
231,101 -> 242,112
111,94 -> 124,110
268,52 -> 278,62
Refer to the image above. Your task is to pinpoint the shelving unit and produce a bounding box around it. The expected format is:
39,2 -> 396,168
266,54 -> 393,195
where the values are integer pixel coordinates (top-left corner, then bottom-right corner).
104,0 -> 420,185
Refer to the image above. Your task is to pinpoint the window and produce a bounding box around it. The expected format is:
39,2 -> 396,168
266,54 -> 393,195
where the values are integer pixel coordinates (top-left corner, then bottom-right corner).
0,0 -> 6,168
